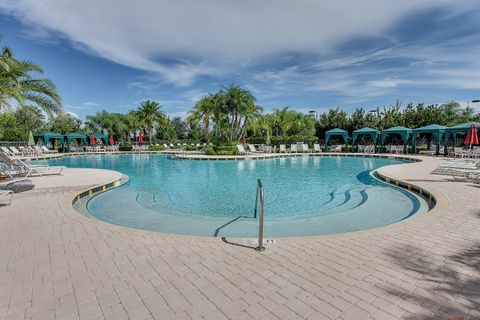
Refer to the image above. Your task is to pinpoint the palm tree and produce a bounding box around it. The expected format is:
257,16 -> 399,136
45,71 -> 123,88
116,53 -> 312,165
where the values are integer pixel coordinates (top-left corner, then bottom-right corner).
272,107 -> 295,136
0,46 -> 61,115
187,96 -> 215,143
220,85 -> 259,142
134,100 -> 166,145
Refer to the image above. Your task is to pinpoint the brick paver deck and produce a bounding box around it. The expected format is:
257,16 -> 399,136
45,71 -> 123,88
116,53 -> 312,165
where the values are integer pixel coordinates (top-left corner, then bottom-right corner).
0,157 -> 479,320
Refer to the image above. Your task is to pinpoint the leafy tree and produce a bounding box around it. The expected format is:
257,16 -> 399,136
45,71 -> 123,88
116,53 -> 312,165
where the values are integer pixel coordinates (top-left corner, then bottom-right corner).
49,112 -> 82,134
132,100 -> 166,145
0,45 -> 61,115
0,112 -> 25,140
170,117 -> 188,139
15,105 -> 45,133
316,107 -> 350,138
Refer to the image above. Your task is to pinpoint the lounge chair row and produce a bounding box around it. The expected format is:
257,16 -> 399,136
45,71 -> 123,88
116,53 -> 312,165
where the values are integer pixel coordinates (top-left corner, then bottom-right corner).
432,159 -> 480,183
0,152 -> 65,178
1,145 -> 57,157
237,143 -> 339,155
160,142 -> 213,149
453,147 -> 480,159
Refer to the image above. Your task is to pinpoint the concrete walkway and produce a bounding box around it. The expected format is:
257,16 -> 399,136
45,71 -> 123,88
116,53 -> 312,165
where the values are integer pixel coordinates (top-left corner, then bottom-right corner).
0,157 -> 479,320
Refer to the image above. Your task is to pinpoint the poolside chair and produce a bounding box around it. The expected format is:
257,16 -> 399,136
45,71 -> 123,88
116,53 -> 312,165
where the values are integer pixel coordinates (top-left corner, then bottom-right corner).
248,144 -> 260,153
330,145 -> 342,152
1,146 -> 12,155
163,143 -> 169,149
0,190 -> 13,206
290,144 -> 298,153
8,146 -> 23,156
0,152 -> 64,177
41,146 -> 57,154
279,144 -> 287,153
236,144 -> 247,155
313,144 -> 321,153
302,144 -> 311,153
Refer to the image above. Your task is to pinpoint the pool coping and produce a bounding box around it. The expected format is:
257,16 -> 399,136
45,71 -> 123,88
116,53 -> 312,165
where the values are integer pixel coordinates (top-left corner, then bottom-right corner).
61,153 -> 444,241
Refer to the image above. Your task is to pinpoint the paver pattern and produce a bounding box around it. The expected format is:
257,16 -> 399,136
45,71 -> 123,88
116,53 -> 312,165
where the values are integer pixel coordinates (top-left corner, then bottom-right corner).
0,157 -> 479,320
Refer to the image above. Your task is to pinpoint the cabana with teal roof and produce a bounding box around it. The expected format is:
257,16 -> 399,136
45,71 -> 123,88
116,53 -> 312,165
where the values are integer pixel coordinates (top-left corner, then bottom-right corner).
64,133 -> 87,152
412,124 -> 447,155
33,132 -> 65,148
380,126 -> 413,154
87,133 -> 109,145
352,127 -> 381,152
325,128 -> 349,151
444,122 -> 480,153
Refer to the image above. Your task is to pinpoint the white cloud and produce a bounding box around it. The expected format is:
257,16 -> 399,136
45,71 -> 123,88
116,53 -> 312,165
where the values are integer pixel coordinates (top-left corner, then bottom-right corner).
0,0 -> 468,86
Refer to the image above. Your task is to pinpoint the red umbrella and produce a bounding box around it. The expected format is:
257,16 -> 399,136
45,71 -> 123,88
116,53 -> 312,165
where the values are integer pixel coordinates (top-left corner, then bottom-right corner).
109,135 -> 115,145
464,123 -> 478,147
138,132 -> 143,144
90,133 -> 96,145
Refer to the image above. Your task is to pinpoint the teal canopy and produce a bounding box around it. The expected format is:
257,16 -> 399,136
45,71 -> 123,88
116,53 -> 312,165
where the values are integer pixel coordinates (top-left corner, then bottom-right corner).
65,133 -> 87,145
325,128 -> 349,151
444,121 -> 480,152
352,127 -> 380,145
64,133 -> 87,151
412,124 -> 447,155
33,132 -> 64,146
381,126 -> 413,154
87,133 -> 108,144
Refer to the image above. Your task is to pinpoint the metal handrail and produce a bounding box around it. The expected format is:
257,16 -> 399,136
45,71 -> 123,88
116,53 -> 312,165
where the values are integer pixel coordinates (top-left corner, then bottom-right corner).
254,179 -> 265,252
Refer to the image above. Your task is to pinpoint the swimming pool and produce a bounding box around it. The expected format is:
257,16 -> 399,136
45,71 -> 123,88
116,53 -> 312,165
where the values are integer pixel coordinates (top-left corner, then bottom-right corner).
43,154 -> 430,237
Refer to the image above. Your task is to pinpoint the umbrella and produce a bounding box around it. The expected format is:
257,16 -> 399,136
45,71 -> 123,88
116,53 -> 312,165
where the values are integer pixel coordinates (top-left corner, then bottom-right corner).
138,132 -> 143,144
90,133 -> 96,145
109,135 -> 114,145
28,131 -> 34,146
464,123 -> 478,148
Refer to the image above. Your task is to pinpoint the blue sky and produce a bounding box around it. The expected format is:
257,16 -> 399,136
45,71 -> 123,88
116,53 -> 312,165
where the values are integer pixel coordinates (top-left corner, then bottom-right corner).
1,0 -> 480,119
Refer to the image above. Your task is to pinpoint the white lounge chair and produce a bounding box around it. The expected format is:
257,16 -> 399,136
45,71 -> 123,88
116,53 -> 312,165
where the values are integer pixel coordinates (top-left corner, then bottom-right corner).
0,152 -> 64,177
248,144 -> 260,153
8,146 -> 23,156
236,144 -> 247,155
313,144 -> 321,153
279,144 -> 287,153
330,145 -> 342,152
302,144 -> 311,153
1,147 -> 12,155
41,146 -> 57,154
290,144 -> 298,153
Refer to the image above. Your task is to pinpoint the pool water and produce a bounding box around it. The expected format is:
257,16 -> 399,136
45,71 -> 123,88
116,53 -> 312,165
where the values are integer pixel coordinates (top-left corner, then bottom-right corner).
43,154 -> 430,237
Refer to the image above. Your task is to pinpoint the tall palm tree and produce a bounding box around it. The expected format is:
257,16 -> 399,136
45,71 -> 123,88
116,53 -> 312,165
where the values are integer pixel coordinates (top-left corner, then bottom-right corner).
187,96 -> 215,143
134,100 -> 166,145
0,46 -> 61,115
272,107 -> 295,136
220,84 -> 259,141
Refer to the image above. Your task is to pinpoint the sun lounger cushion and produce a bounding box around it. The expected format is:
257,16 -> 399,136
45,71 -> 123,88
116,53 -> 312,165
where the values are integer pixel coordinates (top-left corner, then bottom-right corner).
0,179 -> 34,193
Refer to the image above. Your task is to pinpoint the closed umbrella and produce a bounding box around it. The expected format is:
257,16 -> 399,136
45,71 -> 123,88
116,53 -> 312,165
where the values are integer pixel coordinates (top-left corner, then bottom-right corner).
464,123 -> 478,148
90,133 -> 96,145
109,135 -> 114,145
138,132 -> 143,144
28,131 -> 34,146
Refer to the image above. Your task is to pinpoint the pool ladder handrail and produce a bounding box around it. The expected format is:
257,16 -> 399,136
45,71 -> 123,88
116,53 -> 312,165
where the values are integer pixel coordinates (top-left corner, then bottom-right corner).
254,179 -> 265,252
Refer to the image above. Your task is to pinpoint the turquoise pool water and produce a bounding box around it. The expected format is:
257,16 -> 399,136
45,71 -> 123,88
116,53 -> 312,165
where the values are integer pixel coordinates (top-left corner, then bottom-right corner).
42,154 -> 429,237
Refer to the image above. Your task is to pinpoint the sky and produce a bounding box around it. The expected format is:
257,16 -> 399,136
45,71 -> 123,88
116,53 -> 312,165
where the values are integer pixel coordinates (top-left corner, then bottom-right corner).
1,0 -> 480,119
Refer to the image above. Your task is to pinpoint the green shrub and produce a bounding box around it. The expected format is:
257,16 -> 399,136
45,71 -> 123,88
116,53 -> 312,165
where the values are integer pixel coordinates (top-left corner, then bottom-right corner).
148,145 -> 166,151
185,145 -> 198,151
119,145 -> 133,151
205,148 -> 215,155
